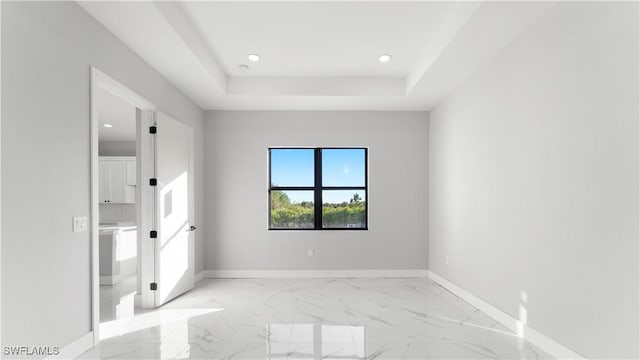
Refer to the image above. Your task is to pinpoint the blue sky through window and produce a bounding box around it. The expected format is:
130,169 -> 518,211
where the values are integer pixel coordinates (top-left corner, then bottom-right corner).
271,148 -> 365,203
322,149 -> 365,187
270,149 -> 314,186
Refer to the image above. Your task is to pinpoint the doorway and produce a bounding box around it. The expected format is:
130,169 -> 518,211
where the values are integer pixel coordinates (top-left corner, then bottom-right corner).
96,85 -> 139,326
91,68 -> 154,344
91,67 -> 195,346
90,68 -> 197,346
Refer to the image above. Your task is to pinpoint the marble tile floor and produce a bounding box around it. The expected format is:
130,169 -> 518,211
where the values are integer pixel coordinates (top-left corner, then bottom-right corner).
100,276 -> 140,323
79,277 -> 552,359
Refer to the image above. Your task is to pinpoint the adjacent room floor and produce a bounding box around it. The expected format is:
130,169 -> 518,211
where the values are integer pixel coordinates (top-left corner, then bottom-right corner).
79,277 -> 551,359
100,276 -> 139,324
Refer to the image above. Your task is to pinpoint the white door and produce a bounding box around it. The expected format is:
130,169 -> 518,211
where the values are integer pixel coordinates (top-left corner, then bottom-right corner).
153,111 -> 195,306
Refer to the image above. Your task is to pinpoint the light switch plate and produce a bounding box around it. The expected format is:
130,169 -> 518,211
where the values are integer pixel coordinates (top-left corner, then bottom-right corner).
73,216 -> 88,232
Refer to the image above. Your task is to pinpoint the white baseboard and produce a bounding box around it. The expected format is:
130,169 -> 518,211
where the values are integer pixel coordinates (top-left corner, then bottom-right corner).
45,331 -> 93,360
195,270 -> 206,283
427,270 -> 585,360
201,269 -> 429,279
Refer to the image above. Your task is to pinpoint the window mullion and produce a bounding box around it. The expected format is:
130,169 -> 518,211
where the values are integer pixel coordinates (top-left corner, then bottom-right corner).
314,148 -> 322,229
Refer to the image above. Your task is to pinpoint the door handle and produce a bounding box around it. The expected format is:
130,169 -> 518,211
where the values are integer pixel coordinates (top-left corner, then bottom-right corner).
187,225 -> 197,232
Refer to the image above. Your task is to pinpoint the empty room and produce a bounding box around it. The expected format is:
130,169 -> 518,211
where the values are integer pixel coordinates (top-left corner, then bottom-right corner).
1,1 -> 638,359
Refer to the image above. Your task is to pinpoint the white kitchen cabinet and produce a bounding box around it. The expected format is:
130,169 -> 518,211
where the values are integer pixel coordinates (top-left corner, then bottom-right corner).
99,225 -> 137,285
125,159 -> 136,186
99,157 -> 136,204
99,160 -> 111,203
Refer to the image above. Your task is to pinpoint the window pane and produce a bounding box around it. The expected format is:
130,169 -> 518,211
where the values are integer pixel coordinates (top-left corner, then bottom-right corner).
271,149 -> 314,187
270,190 -> 314,229
322,190 -> 366,228
322,149 -> 365,187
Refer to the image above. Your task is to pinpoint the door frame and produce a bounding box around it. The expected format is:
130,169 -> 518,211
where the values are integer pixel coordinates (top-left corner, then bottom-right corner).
90,67 -> 156,345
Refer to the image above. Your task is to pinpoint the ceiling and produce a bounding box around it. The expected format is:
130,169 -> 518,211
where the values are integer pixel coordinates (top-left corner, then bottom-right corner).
184,2 -> 453,78
78,1 -> 556,111
97,87 -> 137,142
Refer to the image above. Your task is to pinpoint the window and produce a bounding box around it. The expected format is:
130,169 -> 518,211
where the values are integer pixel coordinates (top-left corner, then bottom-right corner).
269,148 -> 368,230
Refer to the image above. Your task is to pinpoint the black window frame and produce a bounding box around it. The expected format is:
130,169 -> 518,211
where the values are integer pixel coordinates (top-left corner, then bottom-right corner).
269,147 -> 368,230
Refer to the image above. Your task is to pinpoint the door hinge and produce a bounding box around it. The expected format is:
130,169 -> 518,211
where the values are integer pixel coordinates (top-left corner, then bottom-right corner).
149,178 -> 157,186
150,230 -> 158,238
149,126 -> 157,134
150,282 -> 157,291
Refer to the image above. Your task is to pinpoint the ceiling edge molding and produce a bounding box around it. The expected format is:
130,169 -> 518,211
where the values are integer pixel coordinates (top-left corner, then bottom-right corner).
406,1 -> 482,93
153,1 -> 228,93
228,76 -> 406,96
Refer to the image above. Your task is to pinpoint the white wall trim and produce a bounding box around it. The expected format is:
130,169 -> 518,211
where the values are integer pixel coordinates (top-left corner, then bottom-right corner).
202,269 -> 429,279
137,109 -> 157,310
427,270 -> 585,360
195,270 -> 206,283
46,332 -> 93,360
0,2 -> 3,351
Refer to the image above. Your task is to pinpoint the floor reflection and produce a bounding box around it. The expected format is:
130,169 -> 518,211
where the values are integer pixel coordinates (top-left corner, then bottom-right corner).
267,324 -> 366,360
100,275 -> 139,324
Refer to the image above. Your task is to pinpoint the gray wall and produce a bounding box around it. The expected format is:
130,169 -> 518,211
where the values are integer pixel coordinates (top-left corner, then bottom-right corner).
1,1 -> 205,349
204,111 -> 428,271
99,141 -> 136,156
429,2 -> 638,359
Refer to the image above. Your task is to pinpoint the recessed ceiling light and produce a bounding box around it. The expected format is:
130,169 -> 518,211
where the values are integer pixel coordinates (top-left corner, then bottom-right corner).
103,124 -> 113,128
248,54 -> 260,62
378,54 -> 392,63
238,64 -> 249,71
